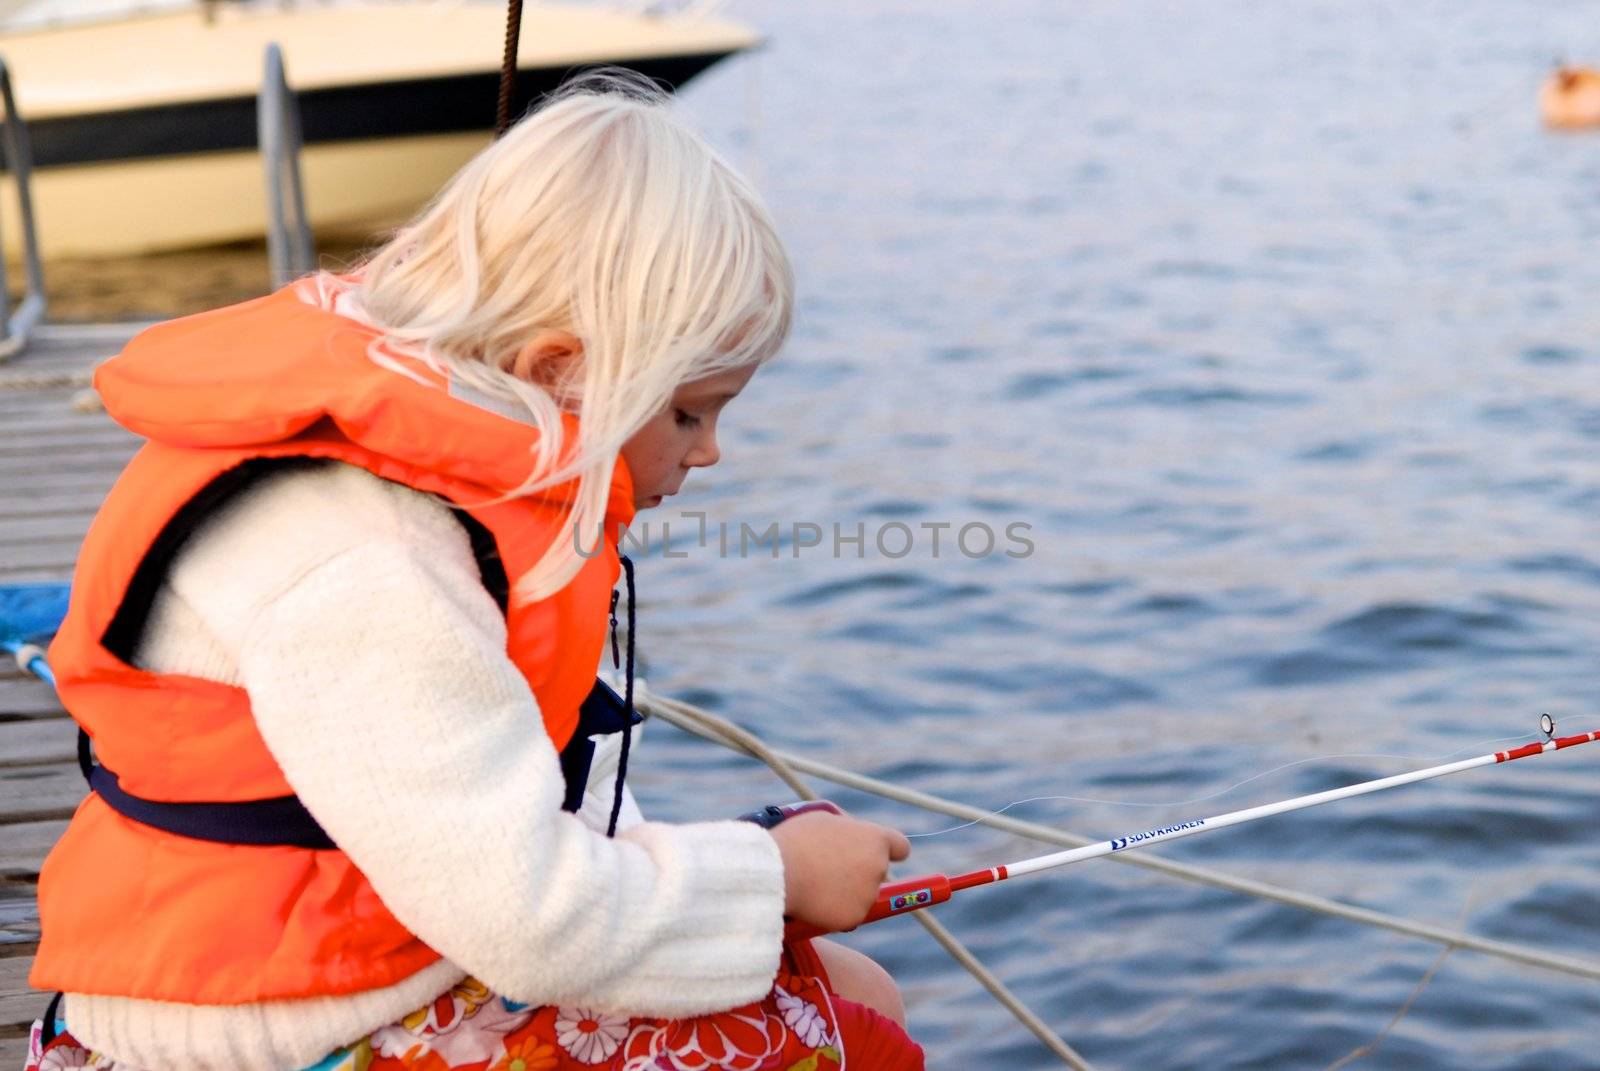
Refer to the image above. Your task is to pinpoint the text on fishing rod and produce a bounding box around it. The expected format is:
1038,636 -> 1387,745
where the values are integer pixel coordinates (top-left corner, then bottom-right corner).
1109,820 -> 1206,851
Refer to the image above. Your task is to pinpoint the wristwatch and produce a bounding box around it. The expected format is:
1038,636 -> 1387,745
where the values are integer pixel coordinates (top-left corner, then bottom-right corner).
737,800 -> 842,828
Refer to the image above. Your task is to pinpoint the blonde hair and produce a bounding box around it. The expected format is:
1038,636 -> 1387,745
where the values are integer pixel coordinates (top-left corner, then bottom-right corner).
333,72 -> 793,603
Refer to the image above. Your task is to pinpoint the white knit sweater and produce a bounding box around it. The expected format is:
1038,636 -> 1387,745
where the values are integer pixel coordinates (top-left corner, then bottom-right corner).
64,461 -> 786,1071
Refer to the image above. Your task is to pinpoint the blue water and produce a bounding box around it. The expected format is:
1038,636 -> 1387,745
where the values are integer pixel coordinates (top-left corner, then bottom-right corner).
628,2 -> 1600,1066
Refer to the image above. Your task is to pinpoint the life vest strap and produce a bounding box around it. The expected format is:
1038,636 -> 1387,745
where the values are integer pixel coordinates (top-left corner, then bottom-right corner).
80,677 -> 640,848
86,759 -> 338,849
559,675 -> 641,812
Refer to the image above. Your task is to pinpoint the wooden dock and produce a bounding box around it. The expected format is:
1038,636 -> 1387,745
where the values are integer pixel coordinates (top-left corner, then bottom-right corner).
0,322 -> 146,1063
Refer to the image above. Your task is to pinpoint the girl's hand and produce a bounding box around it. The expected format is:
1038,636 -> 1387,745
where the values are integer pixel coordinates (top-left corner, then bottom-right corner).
769,810 -> 911,934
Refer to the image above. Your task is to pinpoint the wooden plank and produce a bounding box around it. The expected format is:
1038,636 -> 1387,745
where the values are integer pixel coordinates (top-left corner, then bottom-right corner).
32,321 -> 155,342
0,351 -> 117,378
0,396 -> 109,420
1,904 -> 45,1049
0,412 -> 125,436
32,329 -> 152,349
0,679 -> 63,719
0,391 -> 87,418
0,953 -> 47,1044
0,897 -> 43,1045
0,542 -> 85,577
0,447 -> 139,477
0,721 -> 74,768
9,325 -> 130,346
0,420 -> 124,444
3,489 -> 115,521
0,349 -> 105,373
0,467 -> 124,494
0,821 -> 65,882
0,427 -> 125,457
0,898 -> 40,949
0,374 -> 94,396
0,764 -> 82,825
0,412 -> 123,439
0,514 -> 96,544
1,464 -> 123,489
0,344 -> 111,364
0,349 -> 112,373
0,380 -> 83,400
0,568 -> 74,585
0,428 -> 134,456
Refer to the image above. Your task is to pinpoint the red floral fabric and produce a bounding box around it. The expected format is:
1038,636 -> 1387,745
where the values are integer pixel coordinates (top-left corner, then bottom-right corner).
24,942 -> 923,1071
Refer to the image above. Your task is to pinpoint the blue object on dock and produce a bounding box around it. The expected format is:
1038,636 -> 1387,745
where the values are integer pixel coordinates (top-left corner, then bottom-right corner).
0,581 -> 69,684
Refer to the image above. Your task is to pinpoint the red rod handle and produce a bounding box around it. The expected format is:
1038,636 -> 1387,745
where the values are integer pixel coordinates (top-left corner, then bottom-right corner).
783,872 -> 954,942
863,873 -> 953,924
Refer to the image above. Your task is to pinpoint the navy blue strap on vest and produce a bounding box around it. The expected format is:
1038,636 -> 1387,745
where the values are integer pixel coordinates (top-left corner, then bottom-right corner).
85,760 -> 338,850
79,677 -> 641,848
560,674 -> 643,813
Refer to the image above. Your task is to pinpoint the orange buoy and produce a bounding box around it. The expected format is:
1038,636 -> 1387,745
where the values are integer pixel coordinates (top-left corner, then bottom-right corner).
1540,66 -> 1600,129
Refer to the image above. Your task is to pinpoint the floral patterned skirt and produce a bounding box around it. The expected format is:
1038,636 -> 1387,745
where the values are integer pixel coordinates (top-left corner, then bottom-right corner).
24,940 -> 923,1071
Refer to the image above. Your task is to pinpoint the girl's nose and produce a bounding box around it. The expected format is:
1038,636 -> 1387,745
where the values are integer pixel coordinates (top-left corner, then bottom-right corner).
686,427 -> 721,469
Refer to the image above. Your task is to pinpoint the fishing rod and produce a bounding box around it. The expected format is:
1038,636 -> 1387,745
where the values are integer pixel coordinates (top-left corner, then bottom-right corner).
819,716 -> 1598,934
8,583 -> 1595,942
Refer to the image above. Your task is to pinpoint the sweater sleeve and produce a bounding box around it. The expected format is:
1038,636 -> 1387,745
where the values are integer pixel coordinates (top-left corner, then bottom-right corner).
155,464 -> 787,1017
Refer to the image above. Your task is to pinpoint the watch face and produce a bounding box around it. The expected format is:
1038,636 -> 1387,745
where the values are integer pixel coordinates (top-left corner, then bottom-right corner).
736,805 -> 789,828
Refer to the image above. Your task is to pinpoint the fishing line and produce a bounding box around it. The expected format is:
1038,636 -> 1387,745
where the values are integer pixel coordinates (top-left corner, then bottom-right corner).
907,730 -> 1537,839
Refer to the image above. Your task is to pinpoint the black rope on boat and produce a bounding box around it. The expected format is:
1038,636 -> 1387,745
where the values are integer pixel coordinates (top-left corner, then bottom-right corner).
606,555 -> 637,837
495,0 -> 524,138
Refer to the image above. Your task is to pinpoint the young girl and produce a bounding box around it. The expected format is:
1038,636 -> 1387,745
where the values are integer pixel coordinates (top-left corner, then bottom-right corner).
27,76 -> 924,1071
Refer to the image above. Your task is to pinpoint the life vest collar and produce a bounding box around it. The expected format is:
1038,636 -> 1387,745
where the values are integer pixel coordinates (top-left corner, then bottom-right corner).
95,285 -> 636,524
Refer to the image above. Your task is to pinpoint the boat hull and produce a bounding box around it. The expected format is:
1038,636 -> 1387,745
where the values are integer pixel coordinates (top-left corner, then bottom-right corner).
0,3 -> 755,256
3,130 -> 489,258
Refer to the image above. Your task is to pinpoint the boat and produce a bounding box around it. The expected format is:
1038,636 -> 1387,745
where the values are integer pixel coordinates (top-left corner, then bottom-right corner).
1539,64 -> 1600,130
0,0 -> 759,257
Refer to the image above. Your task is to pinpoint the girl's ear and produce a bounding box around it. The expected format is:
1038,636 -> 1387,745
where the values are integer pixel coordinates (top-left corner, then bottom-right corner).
510,329 -> 584,385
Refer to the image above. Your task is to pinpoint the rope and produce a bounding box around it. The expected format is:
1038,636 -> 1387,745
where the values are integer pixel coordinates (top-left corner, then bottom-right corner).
1322,884 -> 1478,1070
0,368 -> 93,390
641,692 -> 1098,1070
495,0 -> 524,138
1325,946 -> 1454,1070
639,692 -> 1600,985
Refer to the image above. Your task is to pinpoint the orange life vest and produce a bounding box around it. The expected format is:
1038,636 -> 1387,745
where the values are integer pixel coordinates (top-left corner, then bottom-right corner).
30,286 -> 636,1004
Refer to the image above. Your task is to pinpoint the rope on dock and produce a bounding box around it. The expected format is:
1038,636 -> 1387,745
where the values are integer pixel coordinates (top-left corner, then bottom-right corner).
640,691 -> 1600,987
0,360 -> 103,412
642,691 -> 1098,1070
0,368 -> 93,390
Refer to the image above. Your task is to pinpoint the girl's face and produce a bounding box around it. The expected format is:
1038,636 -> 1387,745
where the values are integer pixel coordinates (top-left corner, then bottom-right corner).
621,363 -> 758,509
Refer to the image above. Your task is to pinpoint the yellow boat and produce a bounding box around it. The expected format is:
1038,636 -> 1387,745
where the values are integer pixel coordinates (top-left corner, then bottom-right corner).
0,0 -> 758,257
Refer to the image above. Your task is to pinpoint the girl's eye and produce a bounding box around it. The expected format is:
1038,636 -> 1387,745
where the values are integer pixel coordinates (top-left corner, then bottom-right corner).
674,408 -> 702,429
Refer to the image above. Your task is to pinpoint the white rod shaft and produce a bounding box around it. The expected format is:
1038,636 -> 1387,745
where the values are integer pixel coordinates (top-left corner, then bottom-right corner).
1004,738 -> 1589,880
